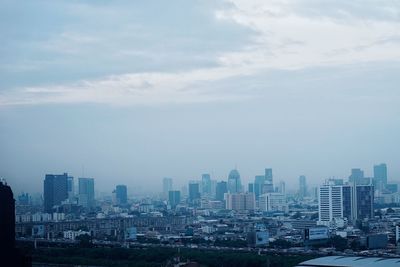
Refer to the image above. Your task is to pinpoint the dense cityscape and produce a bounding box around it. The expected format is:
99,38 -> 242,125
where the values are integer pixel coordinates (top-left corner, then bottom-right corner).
1,163 -> 399,266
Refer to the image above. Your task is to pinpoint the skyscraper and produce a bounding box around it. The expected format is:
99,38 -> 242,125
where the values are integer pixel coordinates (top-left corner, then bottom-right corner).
188,182 -> 200,204
67,175 -> 74,200
228,169 -> 242,193
353,185 -> 374,221
115,185 -> 128,205
254,175 -> 265,200
162,177 -> 173,199
44,173 -> 68,213
201,173 -> 211,195
299,175 -> 307,199
348,168 -> 365,184
374,163 -> 387,190
264,168 -> 274,193
78,178 -> 95,208
168,190 -> 181,208
216,181 -> 228,201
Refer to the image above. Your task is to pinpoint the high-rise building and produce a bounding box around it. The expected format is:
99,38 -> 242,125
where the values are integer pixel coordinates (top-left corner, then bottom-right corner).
216,181 -> 228,201
210,180 -> 217,198
67,176 -> 74,200
259,193 -> 287,212
162,177 -> 173,199
299,175 -> 307,199
188,182 -> 200,203
201,174 -> 211,195
374,163 -> 387,190
348,168 -> 365,184
278,181 -> 286,194
318,182 -> 374,225
168,190 -> 181,208
248,183 -> 254,193
78,178 -> 95,208
228,169 -> 242,193
115,185 -> 128,205
264,168 -> 274,193
44,173 -> 68,213
254,175 -> 265,200
225,192 -> 255,211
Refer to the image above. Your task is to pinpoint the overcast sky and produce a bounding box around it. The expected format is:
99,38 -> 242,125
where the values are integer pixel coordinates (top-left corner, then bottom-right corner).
1,0 -> 400,195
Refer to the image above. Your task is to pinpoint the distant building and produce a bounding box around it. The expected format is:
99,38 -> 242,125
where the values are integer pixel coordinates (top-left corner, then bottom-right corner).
264,168 -> 274,193
228,169 -> 242,193
299,175 -> 307,199
115,185 -> 127,205
216,181 -> 227,201
201,174 -> 211,195
348,168 -> 369,185
67,176 -> 74,200
374,163 -> 387,191
248,183 -> 254,193
259,193 -> 287,212
0,181 -> 15,251
17,192 -> 30,205
254,175 -> 265,200
225,192 -> 255,211
278,181 -> 286,194
44,173 -> 68,213
188,182 -> 200,203
63,230 -> 90,240
162,177 -> 173,199
168,190 -> 181,208
78,178 -> 95,208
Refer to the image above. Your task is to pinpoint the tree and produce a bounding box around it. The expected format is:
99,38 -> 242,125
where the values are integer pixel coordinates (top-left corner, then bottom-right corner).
329,236 -> 348,251
76,234 -> 93,248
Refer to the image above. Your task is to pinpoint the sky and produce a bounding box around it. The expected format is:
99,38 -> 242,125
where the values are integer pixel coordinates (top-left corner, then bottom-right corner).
1,0 -> 400,195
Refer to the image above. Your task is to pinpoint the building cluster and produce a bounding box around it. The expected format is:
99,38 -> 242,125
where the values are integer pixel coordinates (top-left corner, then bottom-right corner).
9,163 -> 400,257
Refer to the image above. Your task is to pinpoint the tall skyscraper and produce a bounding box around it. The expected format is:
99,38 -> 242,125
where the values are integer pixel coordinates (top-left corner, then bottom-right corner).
278,181 -> 286,195
168,190 -> 181,208
162,177 -> 173,199
201,173 -> 211,195
353,185 -> 374,221
115,185 -> 128,205
374,163 -> 387,190
44,173 -> 68,213
228,169 -> 242,193
264,168 -> 274,193
254,175 -> 265,200
216,181 -> 228,201
299,175 -> 307,199
188,182 -> 200,203
78,178 -> 95,208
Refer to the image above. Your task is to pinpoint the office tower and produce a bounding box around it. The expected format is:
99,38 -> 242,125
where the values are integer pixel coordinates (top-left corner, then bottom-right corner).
248,183 -> 254,193
225,192 -> 255,211
254,175 -> 265,200
374,163 -> 387,190
348,168 -> 364,184
216,181 -> 228,201
78,178 -> 95,208
353,185 -> 374,221
278,181 -> 286,195
264,168 -> 274,193
259,193 -> 287,212
299,175 -> 307,199
228,169 -> 242,193
67,176 -> 74,200
210,180 -> 217,198
168,190 -> 181,208
188,182 -> 200,203
201,173 -> 211,195
44,173 -> 68,213
0,181 -> 15,251
115,185 -> 128,205
162,177 -> 173,199
318,184 -> 343,224
17,192 -> 30,205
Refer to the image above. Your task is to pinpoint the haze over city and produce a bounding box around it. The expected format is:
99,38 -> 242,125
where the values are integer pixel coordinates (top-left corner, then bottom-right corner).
1,0 -> 400,195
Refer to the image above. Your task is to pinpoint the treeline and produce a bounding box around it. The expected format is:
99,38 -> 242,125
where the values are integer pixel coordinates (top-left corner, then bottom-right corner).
29,247 -> 315,267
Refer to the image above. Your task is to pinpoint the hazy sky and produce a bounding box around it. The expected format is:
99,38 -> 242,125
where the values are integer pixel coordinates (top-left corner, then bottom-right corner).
1,0 -> 400,195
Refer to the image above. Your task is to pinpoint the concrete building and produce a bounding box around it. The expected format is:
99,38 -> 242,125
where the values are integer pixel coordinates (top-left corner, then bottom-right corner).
168,190 -> 181,208
115,185 -> 128,205
259,193 -> 287,212
225,192 -> 255,211
78,178 -> 95,209
228,169 -> 242,193
44,173 -> 68,213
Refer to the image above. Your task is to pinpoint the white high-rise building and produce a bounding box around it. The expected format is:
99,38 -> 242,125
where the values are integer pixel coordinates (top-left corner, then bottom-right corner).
259,193 -> 287,212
